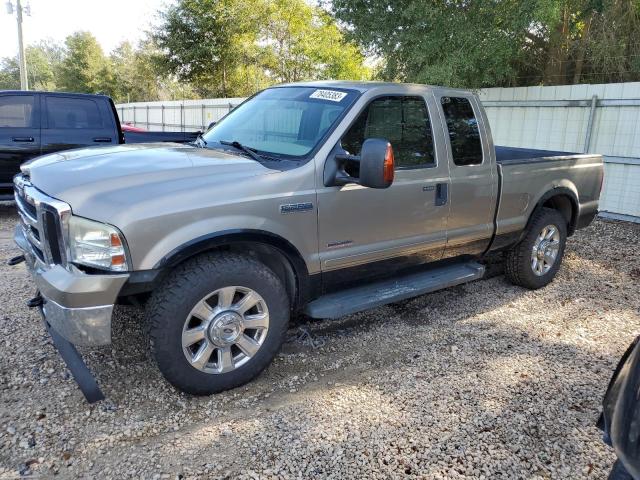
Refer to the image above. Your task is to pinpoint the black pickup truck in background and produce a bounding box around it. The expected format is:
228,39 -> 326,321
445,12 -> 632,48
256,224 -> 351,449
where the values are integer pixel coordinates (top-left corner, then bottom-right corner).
0,90 -> 200,199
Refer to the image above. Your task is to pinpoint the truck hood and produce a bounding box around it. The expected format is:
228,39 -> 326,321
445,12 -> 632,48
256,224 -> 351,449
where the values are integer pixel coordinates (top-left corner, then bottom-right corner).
24,143 -> 277,217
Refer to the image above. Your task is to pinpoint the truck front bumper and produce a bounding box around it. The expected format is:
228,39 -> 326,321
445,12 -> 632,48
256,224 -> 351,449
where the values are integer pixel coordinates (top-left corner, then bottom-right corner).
14,225 -> 129,346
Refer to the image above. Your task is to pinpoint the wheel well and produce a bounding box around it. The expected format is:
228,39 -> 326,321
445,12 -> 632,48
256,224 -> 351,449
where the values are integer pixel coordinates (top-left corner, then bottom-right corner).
542,194 -> 577,235
227,242 -> 298,308
515,191 -> 578,248
144,228 -> 316,313
152,241 -> 301,312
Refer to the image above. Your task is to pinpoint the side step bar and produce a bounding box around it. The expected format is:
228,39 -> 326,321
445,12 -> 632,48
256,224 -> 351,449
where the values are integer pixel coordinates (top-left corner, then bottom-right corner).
304,261 -> 485,319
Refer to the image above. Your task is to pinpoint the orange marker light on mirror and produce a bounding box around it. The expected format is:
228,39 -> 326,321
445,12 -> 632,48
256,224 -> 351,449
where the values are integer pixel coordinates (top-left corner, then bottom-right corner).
383,143 -> 394,184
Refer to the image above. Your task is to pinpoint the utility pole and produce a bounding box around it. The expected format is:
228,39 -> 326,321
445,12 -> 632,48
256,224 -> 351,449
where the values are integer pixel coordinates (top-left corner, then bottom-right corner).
16,0 -> 28,90
5,0 -> 29,90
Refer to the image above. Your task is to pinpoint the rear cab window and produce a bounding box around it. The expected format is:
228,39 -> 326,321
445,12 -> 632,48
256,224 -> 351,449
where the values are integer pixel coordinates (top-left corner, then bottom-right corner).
0,95 -> 37,128
440,96 -> 483,166
45,96 -> 104,129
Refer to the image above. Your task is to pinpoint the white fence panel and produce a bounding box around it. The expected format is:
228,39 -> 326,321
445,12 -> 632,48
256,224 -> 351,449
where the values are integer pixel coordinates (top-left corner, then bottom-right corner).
479,82 -> 640,221
116,98 -> 246,132
599,163 -> 640,218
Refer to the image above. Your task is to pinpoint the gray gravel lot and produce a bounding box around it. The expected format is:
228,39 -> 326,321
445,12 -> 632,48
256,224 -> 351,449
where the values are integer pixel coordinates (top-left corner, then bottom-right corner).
1,204 -> 639,479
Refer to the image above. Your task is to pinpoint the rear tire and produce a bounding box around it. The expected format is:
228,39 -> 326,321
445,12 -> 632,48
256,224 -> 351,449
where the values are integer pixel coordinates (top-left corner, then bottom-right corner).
505,207 -> 567,289
146,252 -> 289,395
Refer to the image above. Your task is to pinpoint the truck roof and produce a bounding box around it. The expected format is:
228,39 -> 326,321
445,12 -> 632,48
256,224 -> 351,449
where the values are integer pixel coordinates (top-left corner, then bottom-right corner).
2,82 -> 469,100
0,90 -> 111,99
277,80 -> 471,94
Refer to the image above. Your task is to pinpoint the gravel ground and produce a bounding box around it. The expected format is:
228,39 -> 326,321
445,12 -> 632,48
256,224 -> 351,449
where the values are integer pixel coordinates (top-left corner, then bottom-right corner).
1,204 -> 639,479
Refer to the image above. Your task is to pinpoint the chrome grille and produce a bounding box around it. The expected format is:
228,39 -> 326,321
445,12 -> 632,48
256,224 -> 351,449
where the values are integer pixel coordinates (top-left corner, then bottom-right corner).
14,175 -> 71,266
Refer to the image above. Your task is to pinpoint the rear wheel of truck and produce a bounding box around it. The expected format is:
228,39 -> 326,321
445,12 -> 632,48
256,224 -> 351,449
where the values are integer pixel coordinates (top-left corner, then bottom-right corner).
505,207 -> 567,289
146,252 -> 289,395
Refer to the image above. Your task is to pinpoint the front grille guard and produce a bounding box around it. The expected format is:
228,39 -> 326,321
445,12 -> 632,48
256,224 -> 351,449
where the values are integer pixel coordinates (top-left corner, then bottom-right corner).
14,175 -> 71,267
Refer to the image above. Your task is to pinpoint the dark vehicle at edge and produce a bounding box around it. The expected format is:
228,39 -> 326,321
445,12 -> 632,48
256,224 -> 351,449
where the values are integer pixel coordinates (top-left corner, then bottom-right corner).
600,336 -> 640,480
0,90 -> 200,199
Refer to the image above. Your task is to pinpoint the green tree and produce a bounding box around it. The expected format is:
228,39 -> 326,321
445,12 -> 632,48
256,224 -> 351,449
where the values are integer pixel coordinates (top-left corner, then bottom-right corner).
0,40 -> 64,90
154,0 -> 264,97
110,41 -> 138,102
331,0 -> 640,87
332,0 -> 533,88
586,0 -> 640,83
154,0 -> 370,97
0,58 -> 17,90
110,41 -> 163,103
57,31 -> 114,95
523,0 -> 603,85
110,40 -> 199,103
513,0 -> 640,85
262,0 -> 369,83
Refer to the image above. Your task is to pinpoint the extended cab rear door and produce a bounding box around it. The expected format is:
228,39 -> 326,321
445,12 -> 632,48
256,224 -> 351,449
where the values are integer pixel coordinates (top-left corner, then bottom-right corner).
40,95 -> 119,155
316,90 -> 451,290
434,91 -> 498,258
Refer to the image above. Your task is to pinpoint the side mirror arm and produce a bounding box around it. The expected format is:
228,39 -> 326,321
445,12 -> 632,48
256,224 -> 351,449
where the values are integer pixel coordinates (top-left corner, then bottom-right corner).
335,153 -> 359,163
333,153 -> 361,186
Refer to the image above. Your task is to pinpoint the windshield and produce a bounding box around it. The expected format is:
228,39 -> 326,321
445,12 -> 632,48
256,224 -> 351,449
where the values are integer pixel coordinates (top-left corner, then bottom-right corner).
202,86 -> 359,159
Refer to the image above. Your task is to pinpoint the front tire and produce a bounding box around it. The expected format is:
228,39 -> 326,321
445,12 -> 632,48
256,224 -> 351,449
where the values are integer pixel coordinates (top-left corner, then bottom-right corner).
146,252 -> 289,395
505,207 -> 567,289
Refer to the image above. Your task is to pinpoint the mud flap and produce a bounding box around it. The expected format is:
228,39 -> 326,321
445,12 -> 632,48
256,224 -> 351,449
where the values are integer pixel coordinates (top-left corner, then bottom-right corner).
35,299 -> 105,404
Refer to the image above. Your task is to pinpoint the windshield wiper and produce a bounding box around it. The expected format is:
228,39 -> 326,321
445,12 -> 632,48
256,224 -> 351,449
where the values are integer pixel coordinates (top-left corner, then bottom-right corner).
220,140 -> 264,162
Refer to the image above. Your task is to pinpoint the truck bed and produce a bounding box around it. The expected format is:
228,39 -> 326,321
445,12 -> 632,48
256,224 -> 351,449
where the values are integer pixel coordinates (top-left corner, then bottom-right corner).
494,146 -> 603,244
495,146 -> 580,164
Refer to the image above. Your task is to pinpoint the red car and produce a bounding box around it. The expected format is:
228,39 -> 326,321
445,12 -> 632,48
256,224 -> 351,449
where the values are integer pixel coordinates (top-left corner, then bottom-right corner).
121,123 -> 147,133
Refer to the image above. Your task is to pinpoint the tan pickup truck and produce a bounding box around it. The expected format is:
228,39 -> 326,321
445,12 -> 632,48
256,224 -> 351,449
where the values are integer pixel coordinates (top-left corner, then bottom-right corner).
12,81 -> 603,399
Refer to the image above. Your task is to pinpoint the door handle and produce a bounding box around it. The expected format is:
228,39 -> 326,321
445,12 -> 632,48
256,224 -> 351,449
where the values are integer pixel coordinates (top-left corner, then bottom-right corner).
435,183 -> 448,206
11,136 -> 34,142
93,137 -> 112,143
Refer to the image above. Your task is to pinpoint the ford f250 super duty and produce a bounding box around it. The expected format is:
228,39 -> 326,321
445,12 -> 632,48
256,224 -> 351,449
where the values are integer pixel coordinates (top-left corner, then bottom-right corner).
11,81 -> 604,398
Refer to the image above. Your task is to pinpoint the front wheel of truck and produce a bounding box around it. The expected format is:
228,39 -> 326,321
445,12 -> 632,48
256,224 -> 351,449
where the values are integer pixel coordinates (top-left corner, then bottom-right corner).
505,207 -> 567,290
146,252 -> 290,395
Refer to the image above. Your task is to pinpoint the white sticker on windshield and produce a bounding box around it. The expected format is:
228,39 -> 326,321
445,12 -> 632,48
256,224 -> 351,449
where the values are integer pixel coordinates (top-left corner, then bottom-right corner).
309,89 -> 347,102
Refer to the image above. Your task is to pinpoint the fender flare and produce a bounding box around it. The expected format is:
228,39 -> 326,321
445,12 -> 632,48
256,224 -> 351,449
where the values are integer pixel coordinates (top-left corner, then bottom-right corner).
153,229 -> 314,307
523,187 -> 580,240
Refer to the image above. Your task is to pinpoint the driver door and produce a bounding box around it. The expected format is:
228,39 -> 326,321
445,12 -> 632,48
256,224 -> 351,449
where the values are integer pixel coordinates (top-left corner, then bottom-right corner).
316,93 -> 450,291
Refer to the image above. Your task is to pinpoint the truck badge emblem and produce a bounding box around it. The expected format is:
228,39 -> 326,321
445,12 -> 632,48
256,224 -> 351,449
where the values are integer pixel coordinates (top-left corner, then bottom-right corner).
327,240 -> 353,249
280,203 -> 313,214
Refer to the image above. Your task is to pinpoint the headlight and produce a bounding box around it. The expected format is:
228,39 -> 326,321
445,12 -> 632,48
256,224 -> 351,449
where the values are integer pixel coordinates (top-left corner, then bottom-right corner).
68,216 -> 129,272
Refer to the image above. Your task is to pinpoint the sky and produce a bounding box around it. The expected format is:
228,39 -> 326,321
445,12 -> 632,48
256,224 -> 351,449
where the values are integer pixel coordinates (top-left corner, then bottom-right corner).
0,0 -> 174,59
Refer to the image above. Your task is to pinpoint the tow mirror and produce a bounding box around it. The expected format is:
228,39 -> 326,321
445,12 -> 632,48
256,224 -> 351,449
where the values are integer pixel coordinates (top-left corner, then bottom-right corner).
333,138 -> 394,189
